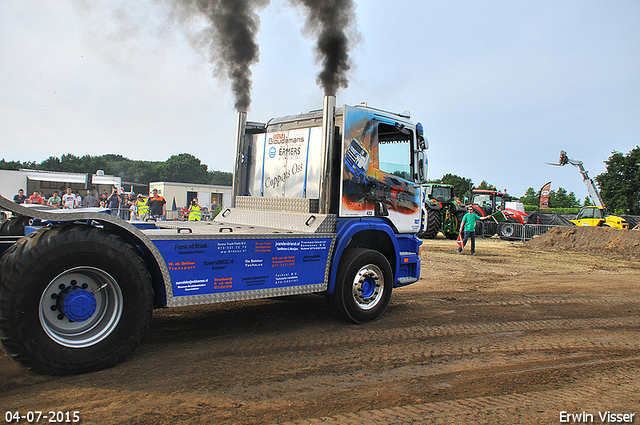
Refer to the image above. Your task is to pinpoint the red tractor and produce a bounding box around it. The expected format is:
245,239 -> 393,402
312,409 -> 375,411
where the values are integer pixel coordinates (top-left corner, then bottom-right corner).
470,189 -> 529,239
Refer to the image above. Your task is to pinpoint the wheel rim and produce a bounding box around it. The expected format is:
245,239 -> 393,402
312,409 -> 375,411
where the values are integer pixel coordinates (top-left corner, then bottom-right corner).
39,266 -> 123,348
351,264 -> 384,310
502,224 -> 515,237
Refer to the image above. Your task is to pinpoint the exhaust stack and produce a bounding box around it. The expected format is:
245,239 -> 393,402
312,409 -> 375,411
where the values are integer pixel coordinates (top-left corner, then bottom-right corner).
318,95 -> 336,214
231,111 -> 248,207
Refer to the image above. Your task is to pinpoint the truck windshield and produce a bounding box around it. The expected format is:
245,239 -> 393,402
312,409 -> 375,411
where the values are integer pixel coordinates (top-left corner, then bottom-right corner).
473,194 -> 492,208
350,139 -> 366,155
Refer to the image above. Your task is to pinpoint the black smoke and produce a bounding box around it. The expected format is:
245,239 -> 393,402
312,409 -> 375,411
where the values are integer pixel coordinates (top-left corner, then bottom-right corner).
167,0 -> 269,112
291,0 -> 358,96
164,0 -> 357,109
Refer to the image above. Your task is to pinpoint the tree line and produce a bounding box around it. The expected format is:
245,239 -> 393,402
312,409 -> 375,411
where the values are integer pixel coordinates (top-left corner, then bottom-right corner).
0,153 -> 232,187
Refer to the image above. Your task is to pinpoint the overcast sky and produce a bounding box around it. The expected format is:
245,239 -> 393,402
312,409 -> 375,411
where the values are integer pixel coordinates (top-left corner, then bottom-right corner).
1,0 -> 638,199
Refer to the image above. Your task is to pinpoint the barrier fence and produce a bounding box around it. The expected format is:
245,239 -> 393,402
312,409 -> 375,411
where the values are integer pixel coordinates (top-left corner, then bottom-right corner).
2,207 -> 638,236
0,207 -> 220,222
475,221 -> 571,241
109,208 -> 219,222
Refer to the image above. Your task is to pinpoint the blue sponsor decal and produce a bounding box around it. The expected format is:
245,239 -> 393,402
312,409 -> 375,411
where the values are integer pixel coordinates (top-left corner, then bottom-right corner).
269,146 -> 277,158
153,238 -> 331,297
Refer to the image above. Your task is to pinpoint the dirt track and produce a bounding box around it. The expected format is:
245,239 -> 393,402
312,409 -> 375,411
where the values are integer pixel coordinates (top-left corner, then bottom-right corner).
1,230 -> 639,424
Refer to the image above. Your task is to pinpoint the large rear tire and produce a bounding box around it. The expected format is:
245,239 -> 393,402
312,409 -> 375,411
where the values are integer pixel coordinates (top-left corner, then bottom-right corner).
328,248 -> 393,323
420,209 -> 440,239
0,225 -> 153,375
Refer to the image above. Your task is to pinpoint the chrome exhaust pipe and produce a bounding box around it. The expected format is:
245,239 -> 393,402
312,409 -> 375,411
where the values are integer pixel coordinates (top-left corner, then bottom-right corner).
319,95 -> 336,214
231,111 -> 247,207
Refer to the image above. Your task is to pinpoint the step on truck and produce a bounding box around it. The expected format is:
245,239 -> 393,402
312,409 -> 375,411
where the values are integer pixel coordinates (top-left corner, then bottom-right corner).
0,96 -> 429,375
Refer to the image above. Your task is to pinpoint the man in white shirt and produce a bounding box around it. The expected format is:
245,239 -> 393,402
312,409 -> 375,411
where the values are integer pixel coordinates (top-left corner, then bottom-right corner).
62,187 -> 76,209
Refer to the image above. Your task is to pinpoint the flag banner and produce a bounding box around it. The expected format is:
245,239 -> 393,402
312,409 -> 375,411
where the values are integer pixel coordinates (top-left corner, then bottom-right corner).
539,181 -> 551,210
456,233 -> 464,248
492,211 -> 507,223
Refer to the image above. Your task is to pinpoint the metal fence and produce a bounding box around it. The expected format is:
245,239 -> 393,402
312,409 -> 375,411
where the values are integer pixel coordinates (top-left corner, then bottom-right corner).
123,209 -> 219,222
475,221 -> 571,242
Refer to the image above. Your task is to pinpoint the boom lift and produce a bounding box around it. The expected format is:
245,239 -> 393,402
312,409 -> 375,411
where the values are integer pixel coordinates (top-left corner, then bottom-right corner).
547,150 -> 628,229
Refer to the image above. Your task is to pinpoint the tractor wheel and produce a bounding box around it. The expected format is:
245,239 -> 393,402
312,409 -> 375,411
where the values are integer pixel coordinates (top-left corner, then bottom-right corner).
498,219 -> 520,241
328,248 -> 393,324
420,209 -> 440,239
0,225 -> 153,375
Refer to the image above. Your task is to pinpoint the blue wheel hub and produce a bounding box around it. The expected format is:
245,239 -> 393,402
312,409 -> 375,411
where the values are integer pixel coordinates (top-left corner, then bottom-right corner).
361,277 -> 376,298
57,286 -> 97,322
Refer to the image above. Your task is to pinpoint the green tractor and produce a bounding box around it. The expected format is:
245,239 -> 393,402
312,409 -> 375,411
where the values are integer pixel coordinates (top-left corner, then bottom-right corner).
418,183 -> 467,239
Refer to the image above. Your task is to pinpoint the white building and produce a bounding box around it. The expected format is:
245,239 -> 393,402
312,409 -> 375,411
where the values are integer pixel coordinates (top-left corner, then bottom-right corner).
148,181 -> 232,218
0,169 -> 121,201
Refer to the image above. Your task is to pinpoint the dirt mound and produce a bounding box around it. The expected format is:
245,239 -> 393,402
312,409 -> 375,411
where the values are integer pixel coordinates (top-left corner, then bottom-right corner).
527,226 -> 640,259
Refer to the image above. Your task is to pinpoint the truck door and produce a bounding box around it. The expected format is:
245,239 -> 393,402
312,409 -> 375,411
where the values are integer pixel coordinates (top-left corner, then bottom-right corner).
339,105 -> 421,233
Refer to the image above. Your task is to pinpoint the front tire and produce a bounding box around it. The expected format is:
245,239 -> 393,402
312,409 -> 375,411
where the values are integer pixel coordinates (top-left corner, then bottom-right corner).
0,225 -> 153,375
328,248 -> 393,323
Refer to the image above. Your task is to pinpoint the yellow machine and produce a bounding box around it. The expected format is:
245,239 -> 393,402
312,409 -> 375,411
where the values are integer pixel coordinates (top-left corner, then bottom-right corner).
548,151 -> 630,230
570,206 -> 629,229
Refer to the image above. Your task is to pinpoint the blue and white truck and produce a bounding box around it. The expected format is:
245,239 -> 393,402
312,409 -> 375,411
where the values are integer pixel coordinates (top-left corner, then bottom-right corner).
0,96 -> 428,374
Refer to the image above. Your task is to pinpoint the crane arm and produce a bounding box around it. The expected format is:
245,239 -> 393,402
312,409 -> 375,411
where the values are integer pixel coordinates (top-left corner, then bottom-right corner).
549,150 -> 604,207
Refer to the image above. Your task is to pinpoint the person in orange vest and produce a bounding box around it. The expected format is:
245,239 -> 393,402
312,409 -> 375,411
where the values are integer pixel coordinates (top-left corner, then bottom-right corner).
188,198 -> 202,221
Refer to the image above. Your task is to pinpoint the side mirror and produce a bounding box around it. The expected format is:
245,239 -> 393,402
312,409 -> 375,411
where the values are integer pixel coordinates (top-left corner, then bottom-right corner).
420,154 -> 429,183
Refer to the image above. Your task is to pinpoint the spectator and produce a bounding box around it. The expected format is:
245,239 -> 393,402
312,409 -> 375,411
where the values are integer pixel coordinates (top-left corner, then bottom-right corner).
210,198 -> 221,220
28,191 -> 45,205
83,190 -> 97,208
136,194 -> 149,220
127,194 -> 137,220
148,189 -> 166,219
13,189 -> 27,204
74,191 -> 83,209
47,191 -> 61,208
62,187 -> 76,209
107,187 -> 121,217
123,193 -> 135,220
188,198 -> 202,221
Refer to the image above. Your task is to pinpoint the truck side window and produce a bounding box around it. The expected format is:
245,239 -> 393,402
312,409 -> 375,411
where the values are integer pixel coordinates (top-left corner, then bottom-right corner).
377,123 -> 412,180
